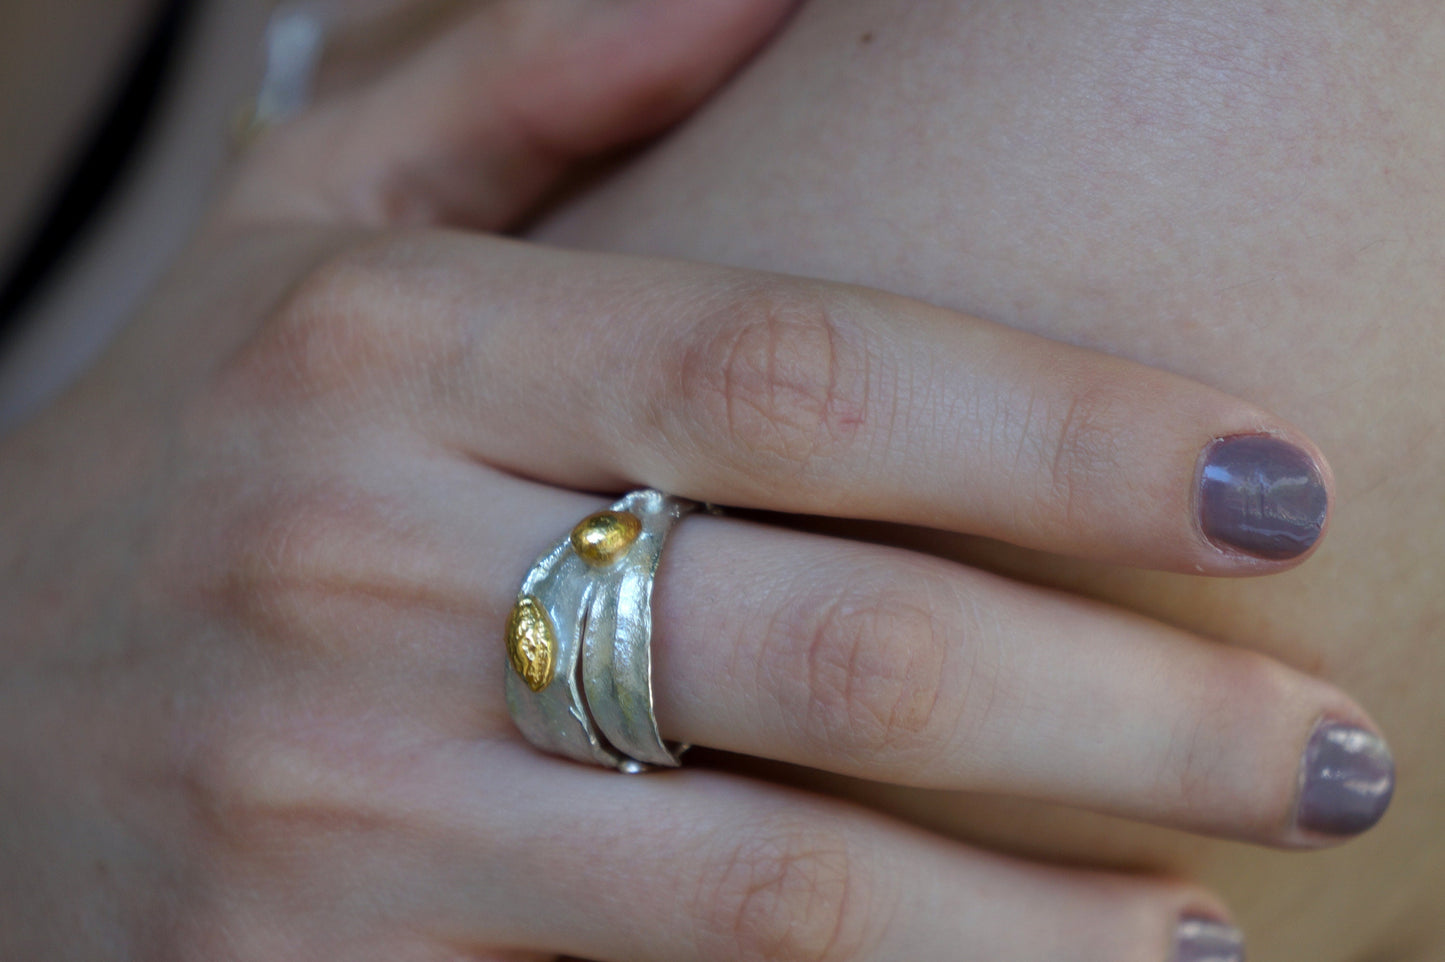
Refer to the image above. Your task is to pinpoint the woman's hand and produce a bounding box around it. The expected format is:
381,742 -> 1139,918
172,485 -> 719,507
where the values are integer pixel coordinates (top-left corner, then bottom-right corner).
0,2 -> 1391,959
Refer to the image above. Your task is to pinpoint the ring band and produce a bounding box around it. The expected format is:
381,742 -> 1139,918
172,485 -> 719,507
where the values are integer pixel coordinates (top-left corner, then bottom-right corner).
504,490 -> 696,773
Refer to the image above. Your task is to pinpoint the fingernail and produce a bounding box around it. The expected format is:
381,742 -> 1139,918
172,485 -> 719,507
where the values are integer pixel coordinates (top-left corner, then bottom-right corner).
1198,435 -> 1327,560
1296,720 -> 1396,836
1175,916 -> 1244,962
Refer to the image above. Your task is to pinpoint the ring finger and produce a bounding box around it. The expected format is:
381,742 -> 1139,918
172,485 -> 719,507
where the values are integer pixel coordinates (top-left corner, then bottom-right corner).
296,458 -> 1392,848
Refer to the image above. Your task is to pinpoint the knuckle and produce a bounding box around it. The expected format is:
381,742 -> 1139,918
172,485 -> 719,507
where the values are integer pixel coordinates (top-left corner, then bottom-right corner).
695,816 -> 879,962
1158,708 -> 1221,821
1159,651 -> 1298,822
183,719 -> 396,859
671,283 -> 873,475
771,575 -> 961,761
253,243 -> 391,394
1015,381 -> 1130,535
219,488 -> 362,638
182,728 -> 284,851
208,482 -> 446,655
219,236 -> 451,405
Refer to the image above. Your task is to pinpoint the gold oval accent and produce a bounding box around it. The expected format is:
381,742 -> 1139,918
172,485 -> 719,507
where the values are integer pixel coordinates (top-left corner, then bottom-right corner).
570,510 -> 642,566
506,596 -> 555,692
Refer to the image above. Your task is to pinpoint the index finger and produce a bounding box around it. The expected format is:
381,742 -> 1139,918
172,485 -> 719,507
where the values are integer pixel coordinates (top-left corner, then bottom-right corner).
260,232 -> 1332,575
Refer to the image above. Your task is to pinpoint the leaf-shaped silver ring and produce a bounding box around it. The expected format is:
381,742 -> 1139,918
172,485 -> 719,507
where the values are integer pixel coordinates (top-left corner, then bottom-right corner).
503,490 -> 697,773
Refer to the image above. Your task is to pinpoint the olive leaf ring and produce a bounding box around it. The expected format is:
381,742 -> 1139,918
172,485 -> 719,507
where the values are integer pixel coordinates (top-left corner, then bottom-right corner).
504,490 -> 698,773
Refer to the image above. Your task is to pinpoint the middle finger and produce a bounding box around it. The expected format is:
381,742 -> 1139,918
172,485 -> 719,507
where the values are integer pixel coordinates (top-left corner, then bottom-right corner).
647,511 -> 1388,848
323,457 -> 1392,849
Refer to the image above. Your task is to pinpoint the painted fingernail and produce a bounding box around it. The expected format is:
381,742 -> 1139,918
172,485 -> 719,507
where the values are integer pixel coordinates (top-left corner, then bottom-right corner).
1175,916 -> 1244,962
1296,720 -> 1395,836
1198,435 -> 1327,560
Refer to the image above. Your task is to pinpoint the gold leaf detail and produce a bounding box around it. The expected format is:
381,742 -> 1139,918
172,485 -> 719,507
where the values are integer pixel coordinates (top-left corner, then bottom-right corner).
506,596 -> 555,692
570,511 -> 642,566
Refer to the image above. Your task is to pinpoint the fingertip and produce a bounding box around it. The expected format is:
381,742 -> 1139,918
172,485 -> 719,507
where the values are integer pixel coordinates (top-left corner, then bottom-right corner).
1174,914 -> 1245,962
1287,717 -> 1396,844
1192,432 -> 1333,568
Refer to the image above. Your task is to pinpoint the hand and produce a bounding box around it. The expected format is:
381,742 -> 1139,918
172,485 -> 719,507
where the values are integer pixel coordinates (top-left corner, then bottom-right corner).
0,2 -> 1391,959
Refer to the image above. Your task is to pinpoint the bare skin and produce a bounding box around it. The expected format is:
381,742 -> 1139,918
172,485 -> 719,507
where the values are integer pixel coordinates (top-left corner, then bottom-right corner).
0,1 -> 1425,959
535,1 -> 1445,959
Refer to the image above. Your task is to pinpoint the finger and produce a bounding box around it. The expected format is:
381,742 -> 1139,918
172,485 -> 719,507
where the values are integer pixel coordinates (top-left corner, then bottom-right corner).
265,233 -> 1332,573
233,454 -> 1386,847
417,744 -> 1242,962
225,0 -> 800,230
432,473 -> 1389,846
648,514 -> 1394,847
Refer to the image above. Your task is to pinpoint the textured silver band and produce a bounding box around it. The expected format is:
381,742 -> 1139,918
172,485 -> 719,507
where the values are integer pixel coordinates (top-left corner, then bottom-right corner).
504,490 -> 696,773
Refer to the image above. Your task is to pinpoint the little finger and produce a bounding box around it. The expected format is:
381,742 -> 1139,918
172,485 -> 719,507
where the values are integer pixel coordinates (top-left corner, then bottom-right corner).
414,743 -> 1243,962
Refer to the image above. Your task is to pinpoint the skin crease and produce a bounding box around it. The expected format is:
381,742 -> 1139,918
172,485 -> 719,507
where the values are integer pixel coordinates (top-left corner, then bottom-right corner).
534,1 -> 1445,959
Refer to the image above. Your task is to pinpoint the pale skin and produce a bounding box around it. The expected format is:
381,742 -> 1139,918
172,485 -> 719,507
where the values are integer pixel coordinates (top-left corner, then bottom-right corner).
536,0 -> 1445,959
0,2 -> 1428,961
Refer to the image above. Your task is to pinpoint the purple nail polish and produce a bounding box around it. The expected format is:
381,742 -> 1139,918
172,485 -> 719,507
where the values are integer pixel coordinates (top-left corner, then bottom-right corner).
1296,721 -> 1395,836
1198,435 -> 1327,560
1175,916 -> 1244,962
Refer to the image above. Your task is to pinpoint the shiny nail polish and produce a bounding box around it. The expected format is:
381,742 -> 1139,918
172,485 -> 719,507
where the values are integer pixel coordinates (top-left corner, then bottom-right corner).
1296,720 -> 1396,836
1198,435 -> 1327,560
1175,916 -> 1244,962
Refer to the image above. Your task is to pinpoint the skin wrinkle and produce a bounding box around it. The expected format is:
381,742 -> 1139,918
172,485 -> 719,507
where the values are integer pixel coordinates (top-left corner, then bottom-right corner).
702,816 -> 874,962
864,323 -> 910,482
901,576 -> 954,760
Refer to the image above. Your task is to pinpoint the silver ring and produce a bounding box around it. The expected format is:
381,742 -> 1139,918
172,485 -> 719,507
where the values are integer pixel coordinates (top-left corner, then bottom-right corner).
504,490 -> 696,773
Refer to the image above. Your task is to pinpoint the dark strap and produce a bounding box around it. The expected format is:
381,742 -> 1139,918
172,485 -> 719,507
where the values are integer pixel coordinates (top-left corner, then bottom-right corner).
0,0 -> 200,352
